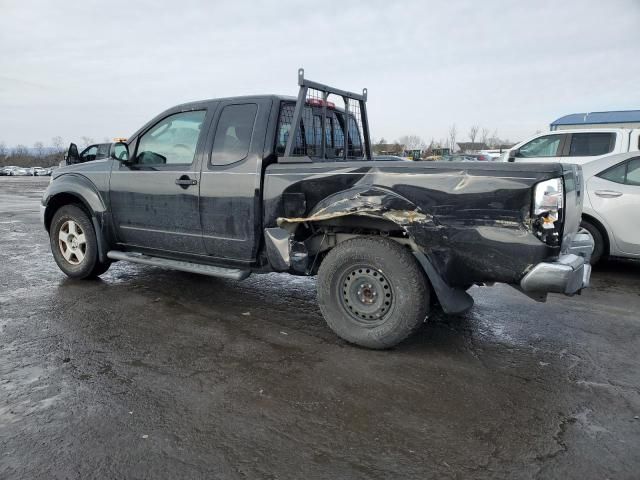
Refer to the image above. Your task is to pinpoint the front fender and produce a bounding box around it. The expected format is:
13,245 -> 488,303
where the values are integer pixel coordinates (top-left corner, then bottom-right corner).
43,173 -> 107,217
43,173 -> 109,263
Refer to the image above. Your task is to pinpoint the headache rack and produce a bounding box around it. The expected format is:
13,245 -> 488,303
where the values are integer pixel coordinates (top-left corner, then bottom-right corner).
280,68 -> 372,163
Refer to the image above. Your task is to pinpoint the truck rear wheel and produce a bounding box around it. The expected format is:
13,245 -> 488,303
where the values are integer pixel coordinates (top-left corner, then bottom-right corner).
317,237 -> 430,349
50,205 -> 105,279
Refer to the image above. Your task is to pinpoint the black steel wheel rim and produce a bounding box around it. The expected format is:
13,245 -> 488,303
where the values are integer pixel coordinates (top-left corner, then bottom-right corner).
338,265 -> 394,326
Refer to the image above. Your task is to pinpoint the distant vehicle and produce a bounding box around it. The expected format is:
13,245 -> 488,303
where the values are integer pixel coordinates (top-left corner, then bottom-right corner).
440,154 -> 492,162
64,143 -> 112,165
478,149 -> 507,160
507,129 -> 640,165
580,152 -> 640,264
31,167 -> 47,176
3,166 -> 29,176
0,166 -> 19,175
373,155 -> 409,161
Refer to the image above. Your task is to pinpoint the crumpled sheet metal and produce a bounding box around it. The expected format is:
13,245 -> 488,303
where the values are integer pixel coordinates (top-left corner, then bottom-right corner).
276,188 -> 431,228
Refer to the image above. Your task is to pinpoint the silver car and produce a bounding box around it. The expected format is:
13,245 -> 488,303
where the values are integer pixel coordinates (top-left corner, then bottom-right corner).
581,152 -> 640,264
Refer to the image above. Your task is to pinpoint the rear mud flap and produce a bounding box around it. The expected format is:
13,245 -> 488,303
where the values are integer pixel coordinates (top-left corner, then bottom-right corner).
413,251 -> 474,315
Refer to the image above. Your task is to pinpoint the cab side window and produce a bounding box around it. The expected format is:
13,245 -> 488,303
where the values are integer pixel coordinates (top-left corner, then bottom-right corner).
211,104 -> 258,166
135,110 -> 206,166
96,143 -> 111,159
518,134 -> 562,158
568,133 -> 615,157
80,145 -> 98,162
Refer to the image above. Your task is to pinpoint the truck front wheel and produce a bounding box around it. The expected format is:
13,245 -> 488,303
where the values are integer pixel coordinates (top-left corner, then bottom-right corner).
50,205 -> 109,279
317,237 -> 431,349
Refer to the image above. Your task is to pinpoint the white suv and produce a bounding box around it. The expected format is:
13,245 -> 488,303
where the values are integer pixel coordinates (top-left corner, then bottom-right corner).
506,129 -> 640,165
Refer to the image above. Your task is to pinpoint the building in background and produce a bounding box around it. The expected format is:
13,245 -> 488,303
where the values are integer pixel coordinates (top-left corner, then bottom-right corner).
550,110 -> 640,131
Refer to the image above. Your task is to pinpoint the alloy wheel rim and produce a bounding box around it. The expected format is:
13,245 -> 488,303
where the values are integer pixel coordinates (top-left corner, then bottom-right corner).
58,220 -> 87,265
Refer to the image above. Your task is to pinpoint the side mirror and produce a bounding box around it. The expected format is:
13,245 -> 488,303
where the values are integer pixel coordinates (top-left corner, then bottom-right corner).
508,149 -> 518,162
65,143 -> 80,165
110,142 -> 130,162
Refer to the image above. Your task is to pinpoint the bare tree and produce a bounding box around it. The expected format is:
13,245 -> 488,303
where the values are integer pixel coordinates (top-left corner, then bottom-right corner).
52,136 -> 64,152
33,141 -> 45,158
468,125 -> 479,145
398,135 -> 425,151
0,141 -> 7,159
80,136 -> 94,149
12,144 -> 30,159
480,127 -> 490,146
448,124 -> 457,152
488,129 -> 499,148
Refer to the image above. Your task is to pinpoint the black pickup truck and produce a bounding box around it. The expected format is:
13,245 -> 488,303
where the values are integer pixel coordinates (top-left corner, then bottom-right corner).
42,70 -> 593,349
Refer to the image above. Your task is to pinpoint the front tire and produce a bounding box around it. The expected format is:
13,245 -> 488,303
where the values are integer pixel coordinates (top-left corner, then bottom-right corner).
317,237 -> 431,349
50,205 -> 101,279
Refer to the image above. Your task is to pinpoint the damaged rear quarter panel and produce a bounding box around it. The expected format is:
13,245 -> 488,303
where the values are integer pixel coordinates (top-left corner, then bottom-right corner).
263,161 -> 564,286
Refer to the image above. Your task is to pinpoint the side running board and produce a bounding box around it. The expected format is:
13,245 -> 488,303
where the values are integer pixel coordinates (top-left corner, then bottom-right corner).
106,251 -> 250,280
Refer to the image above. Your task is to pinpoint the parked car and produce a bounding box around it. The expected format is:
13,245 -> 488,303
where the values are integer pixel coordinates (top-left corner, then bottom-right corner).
3,166 -> 29,176
578,152 -> 640,264
41,70 -> 592,349
373,155 -> 409,161
440,154 -> 492,162
31,167 -> 48,176
478,149 -> 507,160
507,128 -> 640,165
0,166 -> 18,175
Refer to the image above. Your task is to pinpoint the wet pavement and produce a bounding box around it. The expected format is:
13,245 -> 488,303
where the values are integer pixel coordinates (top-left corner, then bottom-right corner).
1,176 -> 639,479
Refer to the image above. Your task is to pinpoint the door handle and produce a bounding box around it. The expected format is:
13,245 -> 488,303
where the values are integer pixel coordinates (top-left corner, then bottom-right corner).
594,190 -> 622,198
175,175 -> 197,189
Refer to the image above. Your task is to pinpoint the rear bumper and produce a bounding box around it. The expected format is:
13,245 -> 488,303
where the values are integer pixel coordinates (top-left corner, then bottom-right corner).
520,231 -> 593,296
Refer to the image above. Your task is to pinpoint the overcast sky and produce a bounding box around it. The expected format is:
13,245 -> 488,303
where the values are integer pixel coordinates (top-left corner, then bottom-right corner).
1,0 -> 638,147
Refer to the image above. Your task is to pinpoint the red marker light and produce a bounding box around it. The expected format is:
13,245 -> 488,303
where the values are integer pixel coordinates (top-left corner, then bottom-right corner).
306,99 -> 335,109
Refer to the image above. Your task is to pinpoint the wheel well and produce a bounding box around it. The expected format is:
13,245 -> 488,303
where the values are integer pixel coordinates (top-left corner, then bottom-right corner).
44,193 -> 92,232
287,217 -> 413,274
581,213 -> 609,256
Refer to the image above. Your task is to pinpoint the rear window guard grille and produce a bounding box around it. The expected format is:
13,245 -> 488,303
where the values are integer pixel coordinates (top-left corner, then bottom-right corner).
278,69 -> 371,162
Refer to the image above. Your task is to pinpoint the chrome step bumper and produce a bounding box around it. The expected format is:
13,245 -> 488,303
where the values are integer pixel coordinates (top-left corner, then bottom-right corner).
520,230 -> 593,296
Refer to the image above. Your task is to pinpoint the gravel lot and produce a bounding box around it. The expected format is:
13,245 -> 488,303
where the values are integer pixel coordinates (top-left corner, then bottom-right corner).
1,176 -> 639,479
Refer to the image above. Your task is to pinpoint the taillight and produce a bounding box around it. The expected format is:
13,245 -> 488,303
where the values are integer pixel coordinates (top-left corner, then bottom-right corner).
532,177 -> 564,246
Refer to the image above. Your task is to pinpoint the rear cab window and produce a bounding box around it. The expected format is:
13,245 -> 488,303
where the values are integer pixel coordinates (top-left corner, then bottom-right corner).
275,102 -> 364,161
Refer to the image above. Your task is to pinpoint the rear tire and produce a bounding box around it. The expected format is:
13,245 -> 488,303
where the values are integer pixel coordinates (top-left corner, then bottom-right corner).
50,205 -> 100,279
580,220 -> 605,265
317,237 -> 430,349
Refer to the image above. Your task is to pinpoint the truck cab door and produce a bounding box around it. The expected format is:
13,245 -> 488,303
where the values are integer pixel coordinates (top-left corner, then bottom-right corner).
198,98 -> 272,263
109,108 -> 212,254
